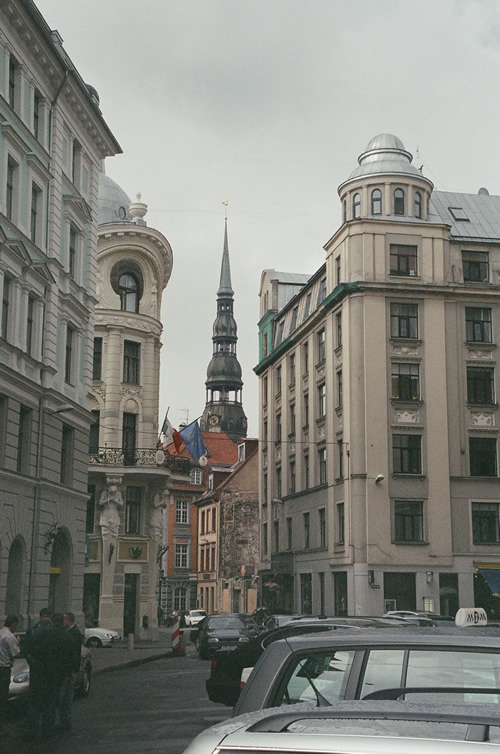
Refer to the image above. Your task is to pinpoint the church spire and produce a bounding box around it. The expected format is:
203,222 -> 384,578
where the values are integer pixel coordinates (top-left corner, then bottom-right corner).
200,215 -> 247,442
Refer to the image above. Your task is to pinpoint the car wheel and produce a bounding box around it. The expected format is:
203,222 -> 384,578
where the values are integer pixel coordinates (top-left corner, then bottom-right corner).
86,637 -> 102,649
76,664 -> 91,697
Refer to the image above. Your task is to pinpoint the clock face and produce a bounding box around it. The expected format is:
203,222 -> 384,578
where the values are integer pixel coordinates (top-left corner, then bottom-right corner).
209,414 -> 220,426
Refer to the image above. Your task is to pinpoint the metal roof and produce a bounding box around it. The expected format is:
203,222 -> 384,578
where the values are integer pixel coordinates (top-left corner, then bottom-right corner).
431,190 -> 500,242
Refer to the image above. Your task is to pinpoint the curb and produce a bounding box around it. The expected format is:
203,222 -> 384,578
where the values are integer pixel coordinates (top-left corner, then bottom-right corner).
93,651 -> 174,675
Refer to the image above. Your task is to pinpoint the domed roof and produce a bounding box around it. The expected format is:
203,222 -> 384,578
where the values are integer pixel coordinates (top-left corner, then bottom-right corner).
98,171 -> 132,226
346,133 -> 423,182
206,353 -> 242,383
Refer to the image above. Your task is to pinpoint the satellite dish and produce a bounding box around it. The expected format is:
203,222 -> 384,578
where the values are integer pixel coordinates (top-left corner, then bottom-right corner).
155,450 -> 165,465
199,455 -> 208,467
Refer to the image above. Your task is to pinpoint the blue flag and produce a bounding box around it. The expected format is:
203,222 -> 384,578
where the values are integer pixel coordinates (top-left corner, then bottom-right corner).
180,420 -> 205,463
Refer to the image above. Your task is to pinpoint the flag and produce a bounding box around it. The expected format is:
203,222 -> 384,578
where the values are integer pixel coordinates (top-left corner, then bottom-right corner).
161,413 -> 174,441
173,428 -> 184,453
179,420 -> 205,463
160,411 -> 183,453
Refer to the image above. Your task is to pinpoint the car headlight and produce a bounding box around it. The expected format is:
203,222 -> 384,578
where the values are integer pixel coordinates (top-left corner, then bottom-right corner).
207,637 -> 219,643
104,633 -> 116,638
13,671 -> 29,683
238,636 -> 250,642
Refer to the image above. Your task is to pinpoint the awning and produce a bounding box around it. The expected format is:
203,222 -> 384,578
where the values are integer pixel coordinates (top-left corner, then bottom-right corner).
477,568 -> 500,598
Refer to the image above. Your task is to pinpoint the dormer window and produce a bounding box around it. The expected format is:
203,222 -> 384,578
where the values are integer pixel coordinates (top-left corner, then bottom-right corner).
111,260 -> 144,312
353,193 -> 361,219
119,273 -> 139,312
414,191 -> 422,219
394,188 -> 405,215
371,189 -> 382,215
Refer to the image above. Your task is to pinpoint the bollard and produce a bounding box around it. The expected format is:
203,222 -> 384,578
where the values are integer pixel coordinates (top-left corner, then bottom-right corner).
172,619 -> 180,652
127,633 -> 134,651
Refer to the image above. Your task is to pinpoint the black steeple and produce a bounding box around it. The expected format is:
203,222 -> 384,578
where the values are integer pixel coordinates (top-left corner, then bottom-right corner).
200,218 -> 247,441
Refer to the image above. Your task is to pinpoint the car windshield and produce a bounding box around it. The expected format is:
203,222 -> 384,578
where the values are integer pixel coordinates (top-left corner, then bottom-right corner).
208,616 -> 245,630
191,611 -> 205,617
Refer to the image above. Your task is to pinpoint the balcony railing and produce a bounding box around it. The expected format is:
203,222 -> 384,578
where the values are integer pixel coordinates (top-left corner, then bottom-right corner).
89,447 -> 191,475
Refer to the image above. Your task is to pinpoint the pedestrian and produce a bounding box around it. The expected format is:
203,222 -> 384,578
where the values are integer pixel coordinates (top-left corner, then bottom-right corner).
58,612 -> 82,731
0,615 -> 21,735
25,612 -> 75,741
25,607 -> 51,662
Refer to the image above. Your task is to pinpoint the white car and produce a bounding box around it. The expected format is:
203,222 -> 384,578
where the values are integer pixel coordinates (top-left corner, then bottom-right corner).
184,610 -> 207,627
84,626 -> 121,648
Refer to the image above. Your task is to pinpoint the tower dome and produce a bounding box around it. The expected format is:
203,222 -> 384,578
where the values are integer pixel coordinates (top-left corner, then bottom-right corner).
98,171 -> 132,226
348,133 -> 422,181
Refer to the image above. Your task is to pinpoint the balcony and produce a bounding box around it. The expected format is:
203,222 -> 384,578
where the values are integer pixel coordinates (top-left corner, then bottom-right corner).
89,447 -> 191,475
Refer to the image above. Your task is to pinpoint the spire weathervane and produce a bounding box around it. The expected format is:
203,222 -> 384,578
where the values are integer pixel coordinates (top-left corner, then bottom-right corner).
222,200 -> 228,220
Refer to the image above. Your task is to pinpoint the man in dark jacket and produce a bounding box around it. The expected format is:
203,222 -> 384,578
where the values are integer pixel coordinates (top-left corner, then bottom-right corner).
58,612 -> 83,730
25,613 -> 74,740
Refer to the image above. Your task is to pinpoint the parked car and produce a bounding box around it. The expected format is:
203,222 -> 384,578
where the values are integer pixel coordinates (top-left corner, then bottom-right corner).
9,644 -> 92,701
233,628 -> 500,715
384,610 -> 456,626
196,613 -> 259,660
206,616 -> 411,707
84,626 -> 121,648
184,609 -> 207,627
182,700 -> 500,754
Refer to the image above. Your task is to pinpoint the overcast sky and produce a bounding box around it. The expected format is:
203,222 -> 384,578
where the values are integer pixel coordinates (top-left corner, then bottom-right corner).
36,0 -> 500,436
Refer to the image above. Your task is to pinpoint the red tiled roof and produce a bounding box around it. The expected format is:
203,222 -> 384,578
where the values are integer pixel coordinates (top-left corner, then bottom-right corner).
161,430 -> 238,466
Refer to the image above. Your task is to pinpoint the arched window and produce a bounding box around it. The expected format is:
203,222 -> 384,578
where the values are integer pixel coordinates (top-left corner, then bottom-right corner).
371,189 -> 382,215
414,190 -> 422,219
394,188 -> 405,215
353,193 -> 361,219
119,273 -> 139,312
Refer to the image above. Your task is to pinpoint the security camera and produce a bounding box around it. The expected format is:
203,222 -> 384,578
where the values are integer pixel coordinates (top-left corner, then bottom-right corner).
375,474 -> 385,483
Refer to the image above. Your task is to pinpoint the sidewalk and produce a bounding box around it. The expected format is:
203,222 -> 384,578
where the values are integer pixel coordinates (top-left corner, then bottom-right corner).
90,626 -> 197,674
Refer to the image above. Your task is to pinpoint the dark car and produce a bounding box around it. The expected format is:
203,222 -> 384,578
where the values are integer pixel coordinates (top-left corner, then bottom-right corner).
206,616 -> 412,707
196,613 -> 259,660
232,627 -> 500,715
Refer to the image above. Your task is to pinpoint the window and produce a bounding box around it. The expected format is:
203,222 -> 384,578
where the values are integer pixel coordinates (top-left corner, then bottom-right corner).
69,226 -> 77,277
289,459 -> 296,494
123,340 -> 140,384
93,337 -> 103,381
337,503 -> 345,544
317,328 -> 326,362
122,412 -> 137,466
318,383 -> 326,418
26,295 -> 35,357
371,189 -> 382,215
392,363 -> 420,401
8,56 -> 19,110
263,375 -> 268,404
286,517 -> 293,550
318,447 -> 327,484
470,437 -> 497,477
289,353 -> 296,384
303,342 -> 309,374
303,392 -> 309,427
290,403 -> 296,434
390,303 -> 418,339
472,502 -> 500,543
86,485 -> 96,534
353,193 -> 361,219
290,306 -> 298,333
276,365 -> 282,394
467,367 -> 495,404
393,434 -> 422,474
263,331 -> 268,357
335,256 -> 341,286
319,508 -> 326,548
125,486 -> 142,534
6,158 -> 17,222
394,501 -> 424,542
262,522 -> 268,556
276,320 -> 285,345
276,413 -> 282,442
336,311 -> 342,347
72,140 -> 81,186
304,452 -> 310,489
60,424 -> 74,485
463,251 -> 489,283
414,191 -> 422,219
17,405 -> 32,474
394,188 -> 405,215
175,544 -> 188,569
337,371 -> 343,408
1,277 -> 11,340
466,307 -> 492,343
175,500 -> 189,524
30,184 -> 42,244
338,440 -> 344,479
33,90 -> 42,140
89,410 -> 100,454
317,277 -> 327,305
273,520 -> 280,553
276,466 -> 282,498
119,274 -> 139,312
390,244 -> 417,276
304,292 -> 312,320
212,507 -> 217,531
190,468 -> 203,485
65,325 -> 75,384
303,512 -> 310,549
0,394 -> 7,466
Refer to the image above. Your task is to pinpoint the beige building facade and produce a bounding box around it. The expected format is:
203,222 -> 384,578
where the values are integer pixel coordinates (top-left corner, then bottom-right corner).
256,134 -> 500,618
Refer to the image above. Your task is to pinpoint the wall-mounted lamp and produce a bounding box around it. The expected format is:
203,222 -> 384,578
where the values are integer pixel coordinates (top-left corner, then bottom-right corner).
375,474 -> 384,484
426,570 -> 434,584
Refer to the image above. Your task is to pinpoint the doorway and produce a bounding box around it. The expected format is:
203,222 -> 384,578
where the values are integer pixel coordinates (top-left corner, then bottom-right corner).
124,573 -> 138,636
